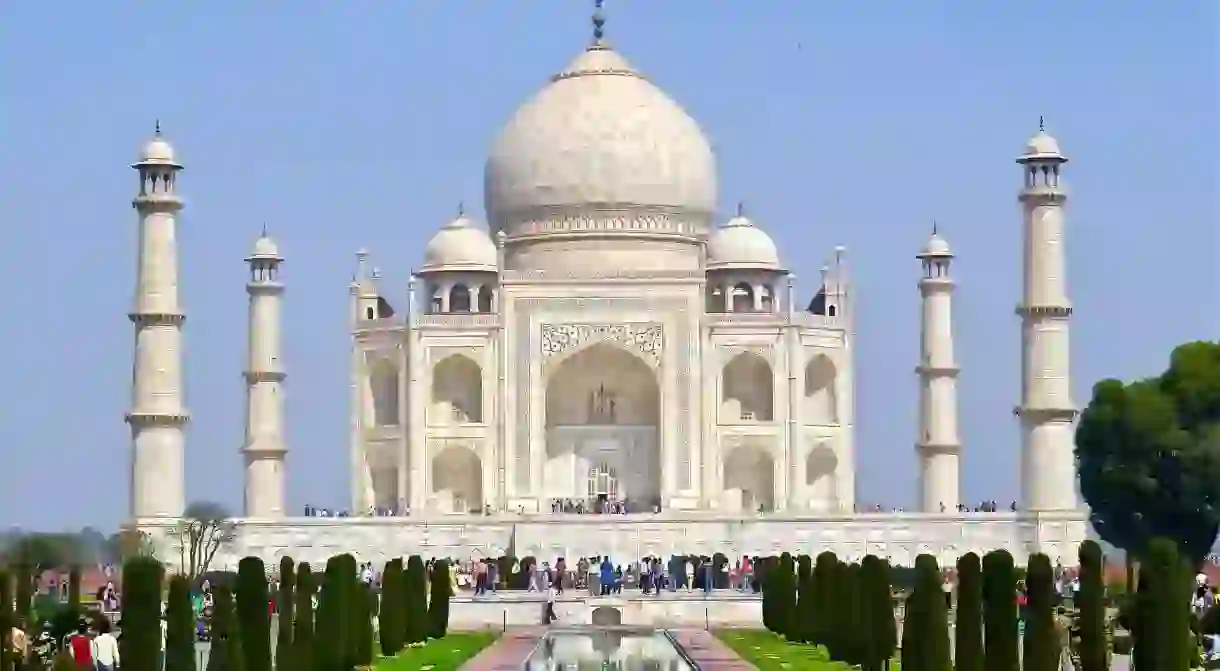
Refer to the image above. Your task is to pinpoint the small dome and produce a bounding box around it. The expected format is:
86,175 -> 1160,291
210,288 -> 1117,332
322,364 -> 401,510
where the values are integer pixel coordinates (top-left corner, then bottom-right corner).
420,214 -> 498,273
136,123 -> 180,166
919,233 -> 952,257
251,234 -> 280,259
706,211 -> 781,270
1019,129 -> 1066,162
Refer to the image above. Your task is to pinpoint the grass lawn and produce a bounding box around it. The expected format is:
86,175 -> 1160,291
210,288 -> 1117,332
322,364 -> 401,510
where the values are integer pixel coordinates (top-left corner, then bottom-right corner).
372,631 -> 499,670
715,629 -> 900,670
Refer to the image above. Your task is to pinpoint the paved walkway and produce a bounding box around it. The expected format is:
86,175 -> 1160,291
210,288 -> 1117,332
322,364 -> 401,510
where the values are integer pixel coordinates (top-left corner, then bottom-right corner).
460,628 -> 544,670
668,630 -> 756,670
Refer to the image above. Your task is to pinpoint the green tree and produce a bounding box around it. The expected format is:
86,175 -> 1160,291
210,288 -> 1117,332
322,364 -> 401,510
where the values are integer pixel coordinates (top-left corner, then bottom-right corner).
275,557 -> 295,671
207,585 -> 244,671
236,557 -> 271,671
174,501 -> 238,582
812,551 -> 837,647
1076,341 -> 1220,565
953,552 -> 983,671
770,553 -> 797,641
1075,541 -> 1107,671
826,558 -> 851,661
120,556 -> 165,671
900,554 -> 949,671
403,556 -> 428,645
1023,553 -> 1059,671
292,563 -> 314,671
13,564 -> 32,630
354,583 -> 374,666
0,569 -> 13,671
760,556 -> 776,633
428,560 -> 452,639
378,558 -> 404,655
859,555 -> 896,671
66,564 -> 81,614
794,555 -> 813,644
165,574 -> 196,671
335,554 -> 359,669
1131,538 -> 1192,670
982,550 -> 1018,671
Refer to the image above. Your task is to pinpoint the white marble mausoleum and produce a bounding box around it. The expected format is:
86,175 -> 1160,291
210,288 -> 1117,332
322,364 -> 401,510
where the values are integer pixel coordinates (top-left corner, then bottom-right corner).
125,9 -> 1089,568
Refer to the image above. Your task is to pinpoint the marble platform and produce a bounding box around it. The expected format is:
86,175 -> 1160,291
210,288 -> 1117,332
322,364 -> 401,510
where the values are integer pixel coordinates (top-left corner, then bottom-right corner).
135,510 -> 1089,571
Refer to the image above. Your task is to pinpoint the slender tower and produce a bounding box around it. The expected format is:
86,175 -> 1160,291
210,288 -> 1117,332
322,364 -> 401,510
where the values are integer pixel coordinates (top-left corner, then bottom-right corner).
915,226 -> 961,513
242,230 -> 288,518
126,124 -> 188,520
1016,120 -> 1078,512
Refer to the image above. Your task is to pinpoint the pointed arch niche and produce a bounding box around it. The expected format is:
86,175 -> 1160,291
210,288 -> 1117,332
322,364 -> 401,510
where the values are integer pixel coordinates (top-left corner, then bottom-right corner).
429,354 -> 484,425
722,443 -> 775,513
431,444 -> 483,514
804,441 -> 839,512
802,354 -> 838,426
369,357 -> 400,426
720,351 -> 774,422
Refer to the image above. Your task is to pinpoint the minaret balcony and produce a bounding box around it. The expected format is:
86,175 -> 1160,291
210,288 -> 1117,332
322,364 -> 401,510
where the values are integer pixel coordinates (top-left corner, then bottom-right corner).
125,410 -> 190,427
1017,188 -> 1067,204
1015,304 -> 1073,317
914,364 -> 959,377
132,194 -> 185,211
1013,406 -> 1079,421
128,312 -> 186,326
243,370 -> 286,383
915,441 -> 960,456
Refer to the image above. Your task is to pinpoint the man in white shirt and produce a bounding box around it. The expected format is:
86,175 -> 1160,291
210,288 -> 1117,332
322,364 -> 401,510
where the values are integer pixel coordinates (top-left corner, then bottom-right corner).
92,620 -> 121,671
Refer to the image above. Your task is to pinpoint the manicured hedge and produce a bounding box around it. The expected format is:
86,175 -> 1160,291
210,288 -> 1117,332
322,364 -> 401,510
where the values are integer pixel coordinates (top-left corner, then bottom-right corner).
428,559 -> 452,639
276,557 -> 295,671
954,552 -> 983,671
165,574 -> 196,671
236,557 -> 271,671
982,549 -> 1018,671
1076,540 -> 1107,671
1023,553 -> 1058,671
404,556 -> 428,645
293,562 -> 314,671
120,556 -> 165,671
379,558 -> 404,655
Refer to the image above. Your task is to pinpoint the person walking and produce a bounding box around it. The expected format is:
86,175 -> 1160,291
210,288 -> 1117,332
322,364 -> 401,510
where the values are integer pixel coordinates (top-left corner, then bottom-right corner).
91,620 -> 120,671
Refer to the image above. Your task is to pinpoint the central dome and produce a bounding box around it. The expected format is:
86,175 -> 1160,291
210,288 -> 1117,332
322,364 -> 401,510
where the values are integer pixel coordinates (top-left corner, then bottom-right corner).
484,43 -> 718,241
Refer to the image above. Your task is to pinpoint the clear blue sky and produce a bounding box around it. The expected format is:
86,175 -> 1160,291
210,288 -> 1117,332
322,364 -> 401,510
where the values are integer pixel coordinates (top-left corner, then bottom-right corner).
1,2 -> 1215,531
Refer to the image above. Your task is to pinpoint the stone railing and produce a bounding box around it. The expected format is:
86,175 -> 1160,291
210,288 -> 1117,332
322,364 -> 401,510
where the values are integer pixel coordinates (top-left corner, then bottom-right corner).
706,312 -> 840,329
411,313 -> 500,328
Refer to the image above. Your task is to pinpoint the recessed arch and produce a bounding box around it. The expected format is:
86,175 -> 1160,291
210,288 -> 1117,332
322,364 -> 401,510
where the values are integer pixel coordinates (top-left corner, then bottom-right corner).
731,282 -> 755,312
803,354 -> 838,425
720,351 -> 774,422
432,444 -> 482,514
722,444 -> 775,513
546,343 -> 659,427
805,442 -> 839,512
369,358 -> 400,426
449,283 -> 471,313
430,354 -> 483,424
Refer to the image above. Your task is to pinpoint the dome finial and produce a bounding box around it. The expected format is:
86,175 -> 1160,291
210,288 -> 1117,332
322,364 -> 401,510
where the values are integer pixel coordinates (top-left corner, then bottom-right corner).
932,220 -> 938,235
1038,115 -> 1045,132
457,200 -> 465,216
261,222 -> 268,237
591,0 -> 606,46
736,201 -> 745,217
154,119 -> 162,136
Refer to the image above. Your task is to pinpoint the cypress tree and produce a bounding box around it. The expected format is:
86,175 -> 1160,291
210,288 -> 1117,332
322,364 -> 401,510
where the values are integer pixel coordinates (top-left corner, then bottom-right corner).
812,551 -> 837,647
337,554 -> 360,669
774,553 -> 797,640
826,559 -> 850,661
1136,538 -> 1190,671
403,556 -> 428,645
859,555 -> 896,671
378,558 -> 404,655
165,574 -> 196,671
953,552 -> 983,671
292,563 -> 314,671
313,557 -> 341,671
427,559 -> 452,639
275,557 -> 295,671
795,555 -> 813,643
1023,553 -> 1059,671
120,556 -> 164,671
67,564 -> 81,618
236,557 -> 271,671
13,563 -> 32,630
910,554 -> 950,671
207,585 -> 244,671
1075,540 -> 1106,671
0,569 -> 13,671
354,583 -> 374,666
760,556 -> 776,633
982,549 -> 1018,671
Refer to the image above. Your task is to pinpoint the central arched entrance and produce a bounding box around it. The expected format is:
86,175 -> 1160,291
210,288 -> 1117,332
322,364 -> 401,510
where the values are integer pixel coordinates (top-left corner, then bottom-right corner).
544,343 -> 661,512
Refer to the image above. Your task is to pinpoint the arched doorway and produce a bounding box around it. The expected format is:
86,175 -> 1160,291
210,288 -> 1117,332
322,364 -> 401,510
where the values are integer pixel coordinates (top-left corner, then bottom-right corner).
432,445 -> 483,514
723,444 -> 775,513
545,343 -> 661,510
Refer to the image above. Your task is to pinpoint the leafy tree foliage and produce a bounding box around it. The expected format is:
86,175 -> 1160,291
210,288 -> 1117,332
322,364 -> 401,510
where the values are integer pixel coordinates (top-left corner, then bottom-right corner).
1076,340 -> 1220,564
175,501 -> 237,581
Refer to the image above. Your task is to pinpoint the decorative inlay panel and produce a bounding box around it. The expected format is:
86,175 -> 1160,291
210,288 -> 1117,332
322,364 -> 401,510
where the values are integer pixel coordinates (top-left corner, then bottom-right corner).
541,323 -> 664,368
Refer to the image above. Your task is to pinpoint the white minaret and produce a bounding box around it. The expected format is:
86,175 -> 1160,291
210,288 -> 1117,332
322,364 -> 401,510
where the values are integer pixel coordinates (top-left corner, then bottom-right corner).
915,226 -> 961,513
1016,119 -> 1078,512
242,229 -> 288,518
126,124 -> 188,520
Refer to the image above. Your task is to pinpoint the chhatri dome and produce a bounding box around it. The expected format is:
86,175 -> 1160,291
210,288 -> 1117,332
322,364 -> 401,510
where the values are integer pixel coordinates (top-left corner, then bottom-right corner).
136,121 -> 179,166
705,204 -> 782,270
483,4 -> 717,271
420,207 -> 498,273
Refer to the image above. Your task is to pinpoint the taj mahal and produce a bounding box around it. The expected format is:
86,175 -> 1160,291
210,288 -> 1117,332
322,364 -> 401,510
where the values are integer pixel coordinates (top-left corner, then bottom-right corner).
127,9 -> 1088,569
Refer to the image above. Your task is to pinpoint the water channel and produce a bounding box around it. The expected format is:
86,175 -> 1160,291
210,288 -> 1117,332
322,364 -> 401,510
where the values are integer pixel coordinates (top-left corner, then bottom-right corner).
522,627 -> 696,670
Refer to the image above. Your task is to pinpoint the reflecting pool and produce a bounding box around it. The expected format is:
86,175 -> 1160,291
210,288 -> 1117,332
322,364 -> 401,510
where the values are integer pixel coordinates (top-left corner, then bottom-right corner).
523,629 -> 696,670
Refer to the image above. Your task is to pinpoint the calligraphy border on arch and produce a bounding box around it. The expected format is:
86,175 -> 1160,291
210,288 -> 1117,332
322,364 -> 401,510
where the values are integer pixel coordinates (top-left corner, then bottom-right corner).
512,297 -> 690,490
540,322 -> 664,370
